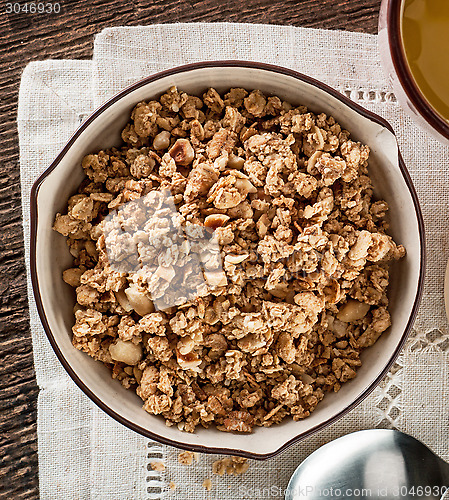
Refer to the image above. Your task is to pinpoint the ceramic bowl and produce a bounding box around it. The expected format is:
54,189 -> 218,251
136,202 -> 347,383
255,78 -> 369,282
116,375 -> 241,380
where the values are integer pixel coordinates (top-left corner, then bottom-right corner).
30,61 -> 425,459
378,0 -> 449,145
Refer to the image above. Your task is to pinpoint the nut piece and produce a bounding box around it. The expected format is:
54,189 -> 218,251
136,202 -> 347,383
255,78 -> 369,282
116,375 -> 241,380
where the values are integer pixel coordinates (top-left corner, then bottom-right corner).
204,270 -> 228,288
169,138 -> 195,166
124,286 -> 154,316
63,268 -> 83,287
307,150 -> 324,174
234,177 -> 257,194
109,339 -> 143,365
327,315 -> 348,337
224,253 -> 249,265
337,299 -> 370,322
204,214 -> 230,230
115,290 -> 134,312
348,231 -> 372,261
207,174 -> 253,209
176,350 -> 202,370
227,153 -> 245,169
177,335 -> 196,355
153,131 -> 171,150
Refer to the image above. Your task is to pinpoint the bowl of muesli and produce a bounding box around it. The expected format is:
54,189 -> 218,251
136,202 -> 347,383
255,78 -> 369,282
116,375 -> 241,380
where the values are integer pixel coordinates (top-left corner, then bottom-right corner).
30,61 -> 424,459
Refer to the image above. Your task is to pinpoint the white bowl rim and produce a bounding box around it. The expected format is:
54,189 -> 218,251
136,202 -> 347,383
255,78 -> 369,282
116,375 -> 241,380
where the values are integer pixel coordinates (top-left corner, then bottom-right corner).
30,60 -> 426,460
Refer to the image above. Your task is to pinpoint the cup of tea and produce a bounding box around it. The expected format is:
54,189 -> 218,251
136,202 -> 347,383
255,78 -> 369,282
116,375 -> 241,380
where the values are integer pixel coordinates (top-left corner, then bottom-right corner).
379,0 -> 449,144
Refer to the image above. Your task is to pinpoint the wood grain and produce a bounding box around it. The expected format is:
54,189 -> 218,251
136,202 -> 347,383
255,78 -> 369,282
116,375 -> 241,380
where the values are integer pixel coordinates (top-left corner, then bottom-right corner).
0,1 -> 380,497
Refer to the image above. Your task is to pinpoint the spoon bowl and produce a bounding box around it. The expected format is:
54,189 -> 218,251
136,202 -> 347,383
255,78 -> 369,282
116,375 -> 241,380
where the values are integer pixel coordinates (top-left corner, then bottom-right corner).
286,430 -> 449,500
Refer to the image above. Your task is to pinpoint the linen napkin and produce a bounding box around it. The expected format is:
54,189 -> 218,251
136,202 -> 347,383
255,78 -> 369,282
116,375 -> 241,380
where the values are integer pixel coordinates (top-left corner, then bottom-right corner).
18,23 -> 449,500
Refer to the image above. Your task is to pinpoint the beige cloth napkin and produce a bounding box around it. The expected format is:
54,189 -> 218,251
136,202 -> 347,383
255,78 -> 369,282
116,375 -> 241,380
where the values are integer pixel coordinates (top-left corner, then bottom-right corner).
18,23 -> 449,500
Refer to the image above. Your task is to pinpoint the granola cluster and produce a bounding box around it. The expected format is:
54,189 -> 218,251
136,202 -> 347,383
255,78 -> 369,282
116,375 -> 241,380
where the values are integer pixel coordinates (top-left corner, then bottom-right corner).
54,86 -> 405,433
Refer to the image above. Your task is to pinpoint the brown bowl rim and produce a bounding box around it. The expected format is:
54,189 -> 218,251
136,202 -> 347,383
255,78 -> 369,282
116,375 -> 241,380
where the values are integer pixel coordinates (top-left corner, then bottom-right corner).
387,0 -> 449,140
30,60 -> 425,460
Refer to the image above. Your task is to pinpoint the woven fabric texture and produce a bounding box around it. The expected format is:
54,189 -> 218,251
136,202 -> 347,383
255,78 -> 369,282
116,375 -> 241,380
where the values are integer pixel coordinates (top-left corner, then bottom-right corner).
17,23 -> 449,500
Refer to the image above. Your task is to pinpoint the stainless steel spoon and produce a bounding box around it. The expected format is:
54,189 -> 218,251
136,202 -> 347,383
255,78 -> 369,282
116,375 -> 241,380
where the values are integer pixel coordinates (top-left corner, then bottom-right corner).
286,430 -> 449,500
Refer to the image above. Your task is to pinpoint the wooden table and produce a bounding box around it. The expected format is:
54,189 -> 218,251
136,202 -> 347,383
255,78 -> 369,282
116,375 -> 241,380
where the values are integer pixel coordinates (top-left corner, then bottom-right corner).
0,1 -> 380,497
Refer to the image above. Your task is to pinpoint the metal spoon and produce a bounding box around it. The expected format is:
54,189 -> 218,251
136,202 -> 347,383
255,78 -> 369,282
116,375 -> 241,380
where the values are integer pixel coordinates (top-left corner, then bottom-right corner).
286,429 -> 449,500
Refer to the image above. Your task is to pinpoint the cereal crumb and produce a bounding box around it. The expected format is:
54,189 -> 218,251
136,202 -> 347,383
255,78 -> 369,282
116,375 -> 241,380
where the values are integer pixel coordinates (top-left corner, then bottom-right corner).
178,451 -> 195,465
149,461 -> 165,472
169,481 -> 176,490
203,478 -> 212,491
212,456 -> 250,476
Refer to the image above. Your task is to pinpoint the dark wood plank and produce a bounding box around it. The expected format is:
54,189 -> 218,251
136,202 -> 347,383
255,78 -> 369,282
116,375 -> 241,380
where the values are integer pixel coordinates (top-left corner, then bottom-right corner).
0,1 -> 380,497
